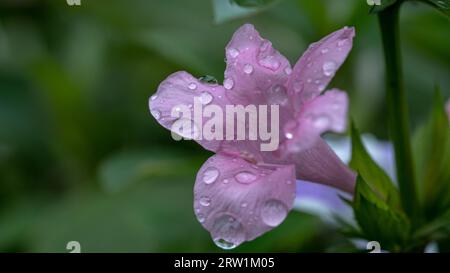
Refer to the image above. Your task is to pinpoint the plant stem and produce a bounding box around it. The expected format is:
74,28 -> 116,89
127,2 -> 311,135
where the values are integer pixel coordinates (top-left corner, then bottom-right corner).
377,2 -> 419,223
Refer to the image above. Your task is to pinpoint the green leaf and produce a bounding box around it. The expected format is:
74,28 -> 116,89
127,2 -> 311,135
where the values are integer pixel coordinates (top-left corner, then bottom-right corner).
415,0 -> 450,17
413,88 -> 450,219
353,175 -> 410,250
350,122 -> 401,209
369,0 -> 398,14
212,0 -> 279,24
231,0 -> 278,7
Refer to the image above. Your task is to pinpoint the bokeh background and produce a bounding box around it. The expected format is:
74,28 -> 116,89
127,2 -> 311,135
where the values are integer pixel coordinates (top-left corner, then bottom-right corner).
0,0 -> 449,252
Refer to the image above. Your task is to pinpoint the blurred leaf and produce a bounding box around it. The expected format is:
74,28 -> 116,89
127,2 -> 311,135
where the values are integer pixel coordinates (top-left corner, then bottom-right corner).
369,0 -> 398,14
350,123 -> 401,209
415,0 -> 450,17
98,149 -> 201,193
231,0 -> 279,7
353,175 -> 410,250
413,88 -> 450,219
212,0 -> 279,24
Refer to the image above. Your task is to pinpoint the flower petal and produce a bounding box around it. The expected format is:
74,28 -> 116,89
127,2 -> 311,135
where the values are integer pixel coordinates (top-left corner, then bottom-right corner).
149,71 -> 231,152
287,26 -> 355,110
193,154 -> 296,248
295,179 -> 353,223
282,89 -> 349,153
223,24 -> 293,122
291,138 -> 356,193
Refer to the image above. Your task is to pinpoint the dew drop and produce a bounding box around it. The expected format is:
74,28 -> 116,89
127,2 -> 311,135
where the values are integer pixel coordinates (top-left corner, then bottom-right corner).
200,196 -> 211,207
151,109 -> 161,120
322,61 -> 337,77
150,94 -> 158,101
259,55 -> 280,71
267,84 -> 288,105
235,171 -> 257,184
188,82 -> 197,90
261,199 -> 288,227
293,81 -> 303,93
228,47 -> 239,58
284,67 -> 292,75
199,91 -> 213,105
222,179 -> 230,184
214,238 -> 236,250
260,40 -> 270,51
197,214 -> 205,223
224,78 -> 234,90
318,84 -> 326,92
243,64 -> 254,74
171,118 -> 200,139
312,115 -> 330,129
283,120 -> 297,140
203,167 -> 219,184
212,214 -> 245,250
241,202 -> 248,208
337,39 -> 348,47
321,47 -> 329,54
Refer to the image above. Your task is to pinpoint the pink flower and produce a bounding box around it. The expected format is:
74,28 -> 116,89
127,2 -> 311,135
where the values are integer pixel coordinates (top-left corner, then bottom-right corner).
149,24 -> 356,249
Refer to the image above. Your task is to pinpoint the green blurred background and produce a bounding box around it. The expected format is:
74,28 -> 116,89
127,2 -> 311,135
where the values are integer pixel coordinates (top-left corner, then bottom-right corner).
0,0 -> 448,252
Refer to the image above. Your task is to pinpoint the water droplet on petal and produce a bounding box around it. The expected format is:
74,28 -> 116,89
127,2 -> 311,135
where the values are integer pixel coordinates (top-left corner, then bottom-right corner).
241,202 -> 248,208
203,167 -> 219,184
151,109 -> 161,120
283,120 -> 297,140
321,48 -> 329,54
318,84 -> 326,92
260,40 -> 270,51
214,238 -> 236,250
224,78 -> 234,90
235,171 -> 257,184
338,39 -> 348,47
228,47 -> 239,58
306,78 -> 312,83
222,179 -> 229,184
243,64 -> 254,74
150,94 -> 158,101
259,55 -> 280,71
293,81 -> 303,93
171,118 -> 200,139
197,214 -> 205,223
261,199 -> 288,227
188,83 -> 197,90
311,115 -> 330,129
322,61 -> 337,77
267,84 -> 288,105
284,67 -> 292,75
212,214 -> 245,250
199,91 -> 213,105
199,196 -> 211,207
